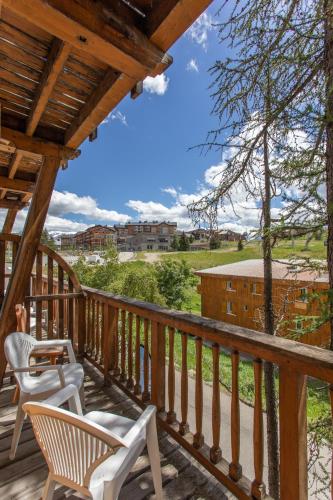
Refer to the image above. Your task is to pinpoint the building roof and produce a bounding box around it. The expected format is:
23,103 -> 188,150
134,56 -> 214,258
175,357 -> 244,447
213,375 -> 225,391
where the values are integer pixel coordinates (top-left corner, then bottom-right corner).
195,259 -> 329,283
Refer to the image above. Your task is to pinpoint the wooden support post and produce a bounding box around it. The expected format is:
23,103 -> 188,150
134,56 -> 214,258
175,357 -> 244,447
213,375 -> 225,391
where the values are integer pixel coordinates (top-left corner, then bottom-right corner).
150,321 -> 165,411
2,209 -> 18,234
0,156 -> 59,381
77,295 -> 86,357
279,367 -> 307,500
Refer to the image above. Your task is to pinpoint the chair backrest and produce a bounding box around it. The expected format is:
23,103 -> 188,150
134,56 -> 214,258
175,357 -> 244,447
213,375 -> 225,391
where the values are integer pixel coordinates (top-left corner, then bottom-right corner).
4,332 -> 36,388
23,402 -> 124,490
15,304 -> 27,332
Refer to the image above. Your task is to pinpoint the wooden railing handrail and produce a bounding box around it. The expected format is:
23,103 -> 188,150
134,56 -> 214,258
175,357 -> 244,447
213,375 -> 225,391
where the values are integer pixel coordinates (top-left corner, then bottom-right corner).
0,233 -> 82,292
82,285 -> 333,383
26,292 -> 84,302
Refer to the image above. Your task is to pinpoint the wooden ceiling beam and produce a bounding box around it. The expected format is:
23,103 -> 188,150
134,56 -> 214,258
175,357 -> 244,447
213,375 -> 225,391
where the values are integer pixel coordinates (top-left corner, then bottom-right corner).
2,0 -> 168,80
64,0 -> 213,148
0,199 -> 28,210
26,39 -> 71,137
65,68 -> 121,146
2,208 -> 18,233
0,128 -> 80,160
145,0 -> 213,50
0,150 -> 24,200
0,176 -> 34,194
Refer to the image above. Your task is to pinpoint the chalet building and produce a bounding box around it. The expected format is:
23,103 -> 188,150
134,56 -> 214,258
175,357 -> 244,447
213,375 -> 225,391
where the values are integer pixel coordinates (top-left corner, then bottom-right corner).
60,233 -> 75,250
114,221 -> 177,251
74,225 -> 116,250
188,228 -> 210,240
196,259 -> 329,347
218,229 -> 246,241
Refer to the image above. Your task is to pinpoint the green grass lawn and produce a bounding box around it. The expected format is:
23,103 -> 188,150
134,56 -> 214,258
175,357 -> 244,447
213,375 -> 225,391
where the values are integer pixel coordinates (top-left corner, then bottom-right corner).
160,238 -> 326,270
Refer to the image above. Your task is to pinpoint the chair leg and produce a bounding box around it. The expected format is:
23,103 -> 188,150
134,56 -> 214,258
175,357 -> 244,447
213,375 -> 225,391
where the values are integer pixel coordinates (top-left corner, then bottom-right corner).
12,384 -> 20,404
79,383 -> 85,411
146,417 -> 163,499
42,474 -> 56,500
9,398 -> 26,460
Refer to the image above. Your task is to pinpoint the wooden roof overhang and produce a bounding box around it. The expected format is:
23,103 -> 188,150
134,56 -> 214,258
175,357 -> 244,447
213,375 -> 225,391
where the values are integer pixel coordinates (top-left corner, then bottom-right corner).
0,0 -> 213,208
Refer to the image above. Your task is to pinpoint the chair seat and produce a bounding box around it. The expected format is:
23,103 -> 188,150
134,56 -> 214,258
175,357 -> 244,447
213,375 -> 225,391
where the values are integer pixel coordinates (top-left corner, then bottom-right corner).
85,411 -> 137,439
24,362 -> 84,395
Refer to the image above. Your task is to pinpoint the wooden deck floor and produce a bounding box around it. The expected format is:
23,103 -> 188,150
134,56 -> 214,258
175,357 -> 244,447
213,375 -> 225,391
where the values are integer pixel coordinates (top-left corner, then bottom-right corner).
0,360 -> 232,500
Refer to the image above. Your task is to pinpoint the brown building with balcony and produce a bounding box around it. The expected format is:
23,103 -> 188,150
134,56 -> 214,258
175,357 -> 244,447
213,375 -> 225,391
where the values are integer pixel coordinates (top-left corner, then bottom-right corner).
74,225 -> 116,250
196,259 -> 329,347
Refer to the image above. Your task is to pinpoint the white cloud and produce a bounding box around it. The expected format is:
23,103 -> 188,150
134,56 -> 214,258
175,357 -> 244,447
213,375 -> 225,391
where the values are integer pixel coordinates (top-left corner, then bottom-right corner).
186,58 -> 199,73
143,74 -> 169,96
49,191 -> 129,224
102,109 -> 127,126
187,12 -> 213,50
161,187 -> 178,198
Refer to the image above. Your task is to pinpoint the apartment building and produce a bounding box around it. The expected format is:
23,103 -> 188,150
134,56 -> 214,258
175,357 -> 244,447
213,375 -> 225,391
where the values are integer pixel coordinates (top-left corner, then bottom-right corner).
114,221 -> 177,251
74,225 -> 116,250
196,259 -> 329,347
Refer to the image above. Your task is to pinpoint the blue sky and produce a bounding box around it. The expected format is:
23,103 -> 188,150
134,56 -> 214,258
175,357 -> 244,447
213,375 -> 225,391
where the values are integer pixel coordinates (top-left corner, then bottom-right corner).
10,3 -> 265,235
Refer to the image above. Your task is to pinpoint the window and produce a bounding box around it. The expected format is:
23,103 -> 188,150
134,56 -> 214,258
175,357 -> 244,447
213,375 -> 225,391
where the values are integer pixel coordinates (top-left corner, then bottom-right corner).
295,319 -> 303,331
299,287 -> 308,303
227,301 -> 232,314
252,283 -> 259,294
243,305 -> 248,312
226,280 -> 233,290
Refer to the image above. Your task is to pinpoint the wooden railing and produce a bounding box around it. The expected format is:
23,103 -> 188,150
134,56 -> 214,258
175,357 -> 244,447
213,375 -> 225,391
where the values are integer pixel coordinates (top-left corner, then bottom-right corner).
80,286 -> 333,500
0,233 -> 84,346
3,234 -> 332,499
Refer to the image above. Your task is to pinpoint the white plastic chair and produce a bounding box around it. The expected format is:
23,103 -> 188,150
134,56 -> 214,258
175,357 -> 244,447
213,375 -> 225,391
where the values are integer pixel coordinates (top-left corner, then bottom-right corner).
23,384 -> 163,500
4,331 -> 84,459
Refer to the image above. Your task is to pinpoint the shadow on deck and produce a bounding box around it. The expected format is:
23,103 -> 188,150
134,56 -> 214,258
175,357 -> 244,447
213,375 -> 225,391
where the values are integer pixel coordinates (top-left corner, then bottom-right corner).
0,360 -> 232,500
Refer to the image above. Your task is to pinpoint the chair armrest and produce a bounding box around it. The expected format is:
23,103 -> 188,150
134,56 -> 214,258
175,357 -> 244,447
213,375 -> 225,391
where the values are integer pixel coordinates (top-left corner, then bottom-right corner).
122,405 -> 157,448
14,364 -> 65,387
42,384 -> 83,415
33,339 -> 76,363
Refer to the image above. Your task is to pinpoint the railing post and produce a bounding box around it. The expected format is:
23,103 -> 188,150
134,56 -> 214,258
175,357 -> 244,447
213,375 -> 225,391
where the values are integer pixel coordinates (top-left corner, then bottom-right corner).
150,321 -> 165,412
77,295 -> 86,357
279,367 -> 307,500
103,303 -> 111,382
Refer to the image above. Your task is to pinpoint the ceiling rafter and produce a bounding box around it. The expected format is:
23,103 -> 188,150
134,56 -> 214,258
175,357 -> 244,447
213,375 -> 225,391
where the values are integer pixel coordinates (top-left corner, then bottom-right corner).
26,39 -> 71,137
2,0 -> 168,80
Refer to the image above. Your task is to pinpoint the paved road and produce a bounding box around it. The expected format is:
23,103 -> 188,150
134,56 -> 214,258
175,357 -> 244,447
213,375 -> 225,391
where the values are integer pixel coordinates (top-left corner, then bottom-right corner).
118,252 -> 134,263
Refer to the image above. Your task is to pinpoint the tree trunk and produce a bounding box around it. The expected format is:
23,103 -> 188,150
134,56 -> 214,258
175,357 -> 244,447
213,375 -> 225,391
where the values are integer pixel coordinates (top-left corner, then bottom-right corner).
325,0 -> 333,351
263,125 -> 280,499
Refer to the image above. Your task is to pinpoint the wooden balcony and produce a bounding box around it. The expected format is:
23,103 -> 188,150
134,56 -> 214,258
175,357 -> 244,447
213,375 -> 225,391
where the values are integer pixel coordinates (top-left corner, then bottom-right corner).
0,361 -> 230,499
0,235 -> 332,499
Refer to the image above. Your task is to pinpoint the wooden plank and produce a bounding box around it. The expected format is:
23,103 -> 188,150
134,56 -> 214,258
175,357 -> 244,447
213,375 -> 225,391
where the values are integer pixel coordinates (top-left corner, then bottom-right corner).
64,68 -> 120,146
47,256 -> 54,339
0,127 -> 79,160
57,264 -> 64,339
279,367 -> 307,500
2,208 -> 18,233
64,0 -> 210,148
26,39 -> 71,136
146,0 -> 213,51
0,242 -> 5,310
82,286 -> 333,384
0,151 -> 24,201
151,321 -> 166,411
2,0 -> 167,80
0,175 -> 34,194
0,156 -> 59,381
251,359 -> 265,498
0,199 -> 28,209
35,250 -> 42,340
